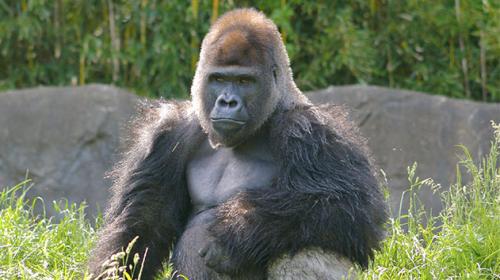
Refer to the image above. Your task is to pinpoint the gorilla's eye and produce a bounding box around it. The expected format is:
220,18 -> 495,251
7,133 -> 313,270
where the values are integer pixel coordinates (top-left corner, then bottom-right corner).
214,77 -> 225,82
238,77 -> 250,84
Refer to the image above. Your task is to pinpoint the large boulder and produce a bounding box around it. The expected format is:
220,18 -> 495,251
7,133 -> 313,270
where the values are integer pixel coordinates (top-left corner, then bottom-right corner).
309,85 -> 500,217
0,84 -> 138,218
1,84 -> 498,219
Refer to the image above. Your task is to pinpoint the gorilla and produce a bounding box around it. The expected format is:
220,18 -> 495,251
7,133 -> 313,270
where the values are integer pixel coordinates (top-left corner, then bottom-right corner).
89,8 -> 387,280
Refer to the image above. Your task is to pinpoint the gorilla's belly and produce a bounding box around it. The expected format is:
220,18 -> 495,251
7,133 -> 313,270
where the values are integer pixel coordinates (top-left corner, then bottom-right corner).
186,139 -> 277,212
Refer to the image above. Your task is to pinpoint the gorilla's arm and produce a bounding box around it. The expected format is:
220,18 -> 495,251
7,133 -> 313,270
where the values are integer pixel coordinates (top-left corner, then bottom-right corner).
207,106 -> 388,272
88,101 -> 201,279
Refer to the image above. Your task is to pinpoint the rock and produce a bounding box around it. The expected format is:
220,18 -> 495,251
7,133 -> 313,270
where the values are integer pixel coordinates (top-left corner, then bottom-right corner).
309,85 -> 500,217
0,84 -> 139,219
1,84 -> 498,220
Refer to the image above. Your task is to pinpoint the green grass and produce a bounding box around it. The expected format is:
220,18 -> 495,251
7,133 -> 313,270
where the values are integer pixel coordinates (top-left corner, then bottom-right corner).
0,181 -> 96,279
0,123 -> 499,280
361,122 -> 500,280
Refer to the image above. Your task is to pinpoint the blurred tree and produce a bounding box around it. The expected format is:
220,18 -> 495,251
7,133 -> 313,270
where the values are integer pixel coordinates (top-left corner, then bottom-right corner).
0,0 -> 498,101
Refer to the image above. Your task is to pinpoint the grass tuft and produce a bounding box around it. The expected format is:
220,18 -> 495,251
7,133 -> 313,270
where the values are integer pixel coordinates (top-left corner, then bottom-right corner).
362,122 -> 500,279
0,123 -> 498,279
0,180 -> 96,279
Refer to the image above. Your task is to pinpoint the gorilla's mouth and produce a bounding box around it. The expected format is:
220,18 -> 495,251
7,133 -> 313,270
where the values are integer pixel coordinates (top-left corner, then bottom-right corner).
211,118 -> 246,125
211,118 -> 246,132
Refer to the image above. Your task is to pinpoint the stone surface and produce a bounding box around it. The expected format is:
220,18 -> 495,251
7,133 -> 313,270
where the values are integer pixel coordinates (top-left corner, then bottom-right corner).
309,85 -> 500,217
1,84 -> 498,219
0,84 -> 138,218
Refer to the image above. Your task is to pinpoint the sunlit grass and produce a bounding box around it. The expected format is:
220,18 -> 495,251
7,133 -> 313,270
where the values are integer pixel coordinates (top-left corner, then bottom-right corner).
0,181 -> 96,279
0,124 -> 498,279
361,122 -> 500,279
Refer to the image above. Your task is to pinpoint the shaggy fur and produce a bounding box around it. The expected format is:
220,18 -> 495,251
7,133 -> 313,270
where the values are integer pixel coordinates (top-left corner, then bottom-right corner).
89,8 -> 388,280
89,101 -> 387,279
207,104 -> 386,270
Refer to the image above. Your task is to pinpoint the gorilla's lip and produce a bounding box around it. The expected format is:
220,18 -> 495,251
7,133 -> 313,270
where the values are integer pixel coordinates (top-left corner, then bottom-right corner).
210,118 -> 246,125
211,118 -> 246,133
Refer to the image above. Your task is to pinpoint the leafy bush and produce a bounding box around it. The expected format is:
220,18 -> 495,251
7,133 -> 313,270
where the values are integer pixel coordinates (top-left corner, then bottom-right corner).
1,1 -> 499,101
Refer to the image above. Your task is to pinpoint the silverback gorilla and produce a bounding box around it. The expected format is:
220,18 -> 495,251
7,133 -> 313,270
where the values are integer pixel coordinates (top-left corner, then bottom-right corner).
89,8 -> 388,280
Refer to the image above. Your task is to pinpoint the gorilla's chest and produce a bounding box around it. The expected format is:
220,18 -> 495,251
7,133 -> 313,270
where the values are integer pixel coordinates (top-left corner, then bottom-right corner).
186,139 -> 278,212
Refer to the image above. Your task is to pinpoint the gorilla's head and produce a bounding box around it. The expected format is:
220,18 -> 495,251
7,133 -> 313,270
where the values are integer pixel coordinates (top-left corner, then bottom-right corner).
191,8 -> 309,148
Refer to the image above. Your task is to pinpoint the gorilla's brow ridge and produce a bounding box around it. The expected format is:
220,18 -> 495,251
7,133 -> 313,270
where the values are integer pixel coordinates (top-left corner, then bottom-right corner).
208,66 -> 259,77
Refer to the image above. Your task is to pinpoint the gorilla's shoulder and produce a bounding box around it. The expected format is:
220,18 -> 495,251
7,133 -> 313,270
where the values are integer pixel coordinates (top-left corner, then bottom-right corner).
134,99 -> 194,127
132,99 -> 196,129
125,99 -> 200,147
273,103 -> 369,153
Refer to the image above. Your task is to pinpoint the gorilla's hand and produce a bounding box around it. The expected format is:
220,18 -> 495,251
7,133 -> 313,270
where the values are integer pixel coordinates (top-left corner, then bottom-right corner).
199,240 -> 240,274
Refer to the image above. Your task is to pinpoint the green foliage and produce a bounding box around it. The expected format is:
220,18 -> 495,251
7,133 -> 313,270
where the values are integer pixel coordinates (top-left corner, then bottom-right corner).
0,180 -> 96,279
0,124 -> 499,279
95,236 -> 146,280
0,1 -> 499,101
361,123 -> 500,279
0,0 -> 500,101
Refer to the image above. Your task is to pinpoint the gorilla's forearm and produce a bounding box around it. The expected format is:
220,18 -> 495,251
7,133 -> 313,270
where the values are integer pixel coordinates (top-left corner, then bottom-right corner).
209,106 -> 388,270
89,184 -> 179,279
88,156 -> 189,279
210,188 -> 384,269
88,101 -> 200,279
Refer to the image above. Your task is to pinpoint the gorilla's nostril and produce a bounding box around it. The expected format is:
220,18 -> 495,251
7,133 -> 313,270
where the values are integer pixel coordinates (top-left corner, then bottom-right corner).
218,99 -> 228,107
229,100 -> 238,108
217,97 -> 238,109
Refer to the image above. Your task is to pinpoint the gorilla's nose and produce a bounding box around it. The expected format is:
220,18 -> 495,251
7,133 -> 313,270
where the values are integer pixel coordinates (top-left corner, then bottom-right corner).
216,94 -> 242,112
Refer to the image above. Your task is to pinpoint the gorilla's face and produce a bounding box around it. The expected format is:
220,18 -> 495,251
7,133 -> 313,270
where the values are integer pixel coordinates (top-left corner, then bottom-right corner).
193,28 -> 280,148
207,66 -> 255,135
201,63 -> 276,148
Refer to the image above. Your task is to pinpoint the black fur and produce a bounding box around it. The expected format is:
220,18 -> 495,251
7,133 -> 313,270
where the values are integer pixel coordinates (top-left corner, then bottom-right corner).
88,101 -> 205,279
89,100 -> 387,279
210,104 -> 387,270
89,8 -> 388,280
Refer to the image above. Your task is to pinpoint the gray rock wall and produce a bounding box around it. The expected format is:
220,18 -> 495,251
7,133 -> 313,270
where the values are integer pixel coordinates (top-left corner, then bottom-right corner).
0,85 -> 138,218
309,85 -> 500,216
1,84 -> 498,219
